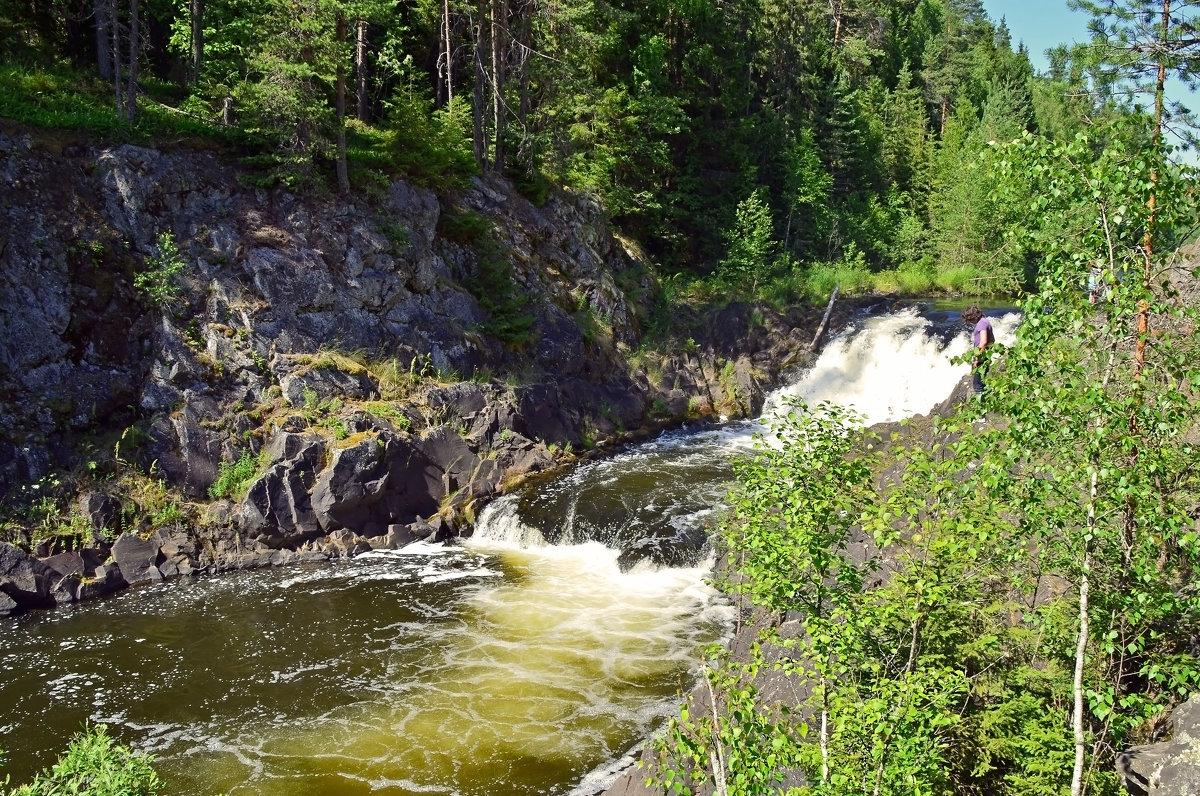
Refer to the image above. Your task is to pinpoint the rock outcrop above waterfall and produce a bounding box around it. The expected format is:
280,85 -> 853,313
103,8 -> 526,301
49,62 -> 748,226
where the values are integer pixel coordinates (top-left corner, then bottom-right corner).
0,124 -> 866,615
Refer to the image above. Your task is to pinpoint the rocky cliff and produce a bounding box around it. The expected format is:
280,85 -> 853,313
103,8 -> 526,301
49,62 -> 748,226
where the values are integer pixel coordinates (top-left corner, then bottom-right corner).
0,124 -> 850,616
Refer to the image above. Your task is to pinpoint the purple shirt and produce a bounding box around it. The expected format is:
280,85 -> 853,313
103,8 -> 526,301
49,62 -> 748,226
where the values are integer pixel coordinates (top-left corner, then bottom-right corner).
973,316 -> 994,349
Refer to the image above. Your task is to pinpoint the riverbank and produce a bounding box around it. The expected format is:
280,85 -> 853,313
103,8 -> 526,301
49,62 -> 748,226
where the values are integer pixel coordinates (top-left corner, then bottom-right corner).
2,119 -> 911,616
590,371 -> 980,796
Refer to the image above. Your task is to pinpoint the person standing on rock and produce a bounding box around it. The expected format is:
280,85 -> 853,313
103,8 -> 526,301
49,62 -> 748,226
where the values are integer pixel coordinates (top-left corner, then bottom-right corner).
962,305 -> 993,395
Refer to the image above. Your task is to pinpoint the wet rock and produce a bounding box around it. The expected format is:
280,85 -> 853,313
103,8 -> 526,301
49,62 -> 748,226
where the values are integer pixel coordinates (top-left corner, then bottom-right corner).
41,548 -> 105,579
158,528 -> 201,577
395,523 -> 422,545
77,563 -> 128,601
0,542 -> 70,610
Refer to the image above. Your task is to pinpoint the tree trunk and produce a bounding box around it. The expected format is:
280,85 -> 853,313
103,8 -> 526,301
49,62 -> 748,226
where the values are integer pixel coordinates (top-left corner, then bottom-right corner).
190,0 -> 202,84
355,18 -> 368,121
1070,547 -> 1091,796
336,12 -> 350,194
94,0 -> 112,80
124,0 -> 138,122
1137,0 -> 1169,376
490,0 -> 506,172
515,0 -> 530,125
111,0 -> 123,116
472,12 -> 487,169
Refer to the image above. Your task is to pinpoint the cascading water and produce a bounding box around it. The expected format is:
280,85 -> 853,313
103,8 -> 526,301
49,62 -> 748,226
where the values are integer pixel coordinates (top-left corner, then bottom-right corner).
0,303 -> 1018,796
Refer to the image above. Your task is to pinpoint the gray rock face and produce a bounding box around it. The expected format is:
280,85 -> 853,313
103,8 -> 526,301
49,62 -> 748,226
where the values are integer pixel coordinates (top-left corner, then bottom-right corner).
0,126 -> 861,615
1118,695 -> 1200,796
238,437 -> 326,548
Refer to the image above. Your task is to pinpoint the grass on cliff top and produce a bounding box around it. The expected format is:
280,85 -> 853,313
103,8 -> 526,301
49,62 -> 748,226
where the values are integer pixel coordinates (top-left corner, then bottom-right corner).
0,65 -> 246,148
0,64 -> 475,192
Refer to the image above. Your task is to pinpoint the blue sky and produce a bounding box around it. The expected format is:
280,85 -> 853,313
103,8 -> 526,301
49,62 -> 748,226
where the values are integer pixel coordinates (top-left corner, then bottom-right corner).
980,0 -> 1091,73
981,0 -> 1197,161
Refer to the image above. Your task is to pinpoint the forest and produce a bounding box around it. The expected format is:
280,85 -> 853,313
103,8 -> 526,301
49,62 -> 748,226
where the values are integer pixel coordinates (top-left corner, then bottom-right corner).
4,0 -> 1193,299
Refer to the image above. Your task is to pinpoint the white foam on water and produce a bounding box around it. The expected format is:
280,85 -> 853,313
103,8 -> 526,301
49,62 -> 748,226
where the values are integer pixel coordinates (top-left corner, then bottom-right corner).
471,497 -> 549,547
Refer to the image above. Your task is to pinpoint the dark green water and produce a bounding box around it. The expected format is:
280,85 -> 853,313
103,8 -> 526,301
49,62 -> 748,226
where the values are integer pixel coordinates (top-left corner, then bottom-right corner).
0,433 -> 740,796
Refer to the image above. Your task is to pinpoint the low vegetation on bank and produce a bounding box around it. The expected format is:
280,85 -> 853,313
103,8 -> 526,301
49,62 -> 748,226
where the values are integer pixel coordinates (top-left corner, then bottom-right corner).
651,126 -> 1200,795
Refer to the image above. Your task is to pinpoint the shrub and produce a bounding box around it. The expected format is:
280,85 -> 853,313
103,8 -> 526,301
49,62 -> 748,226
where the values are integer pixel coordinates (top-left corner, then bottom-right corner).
208,450 -> 258,499
936,265 -> 986,294
7,723 -> 161,796
133,232 -> 186,308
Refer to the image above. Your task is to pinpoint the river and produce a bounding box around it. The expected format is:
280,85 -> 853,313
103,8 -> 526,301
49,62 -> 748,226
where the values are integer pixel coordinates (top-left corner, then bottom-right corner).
0,302 -> 1019,795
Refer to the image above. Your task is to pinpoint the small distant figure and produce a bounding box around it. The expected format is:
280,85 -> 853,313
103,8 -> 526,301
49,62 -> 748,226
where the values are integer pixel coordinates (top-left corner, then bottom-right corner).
962,305 -> 993,395
1087,265 -> 1102,305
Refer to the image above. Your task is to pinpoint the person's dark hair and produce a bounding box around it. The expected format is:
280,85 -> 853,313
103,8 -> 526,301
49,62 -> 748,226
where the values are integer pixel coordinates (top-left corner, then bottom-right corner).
962,305 -> 983,324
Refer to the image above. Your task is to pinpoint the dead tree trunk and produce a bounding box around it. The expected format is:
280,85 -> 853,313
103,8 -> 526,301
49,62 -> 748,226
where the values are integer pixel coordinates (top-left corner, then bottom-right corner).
439,0 -> 454,106
355,18 -> 368,121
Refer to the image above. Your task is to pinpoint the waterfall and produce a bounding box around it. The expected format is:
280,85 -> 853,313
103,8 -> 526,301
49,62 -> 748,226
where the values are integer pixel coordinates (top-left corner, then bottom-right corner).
767,305 -> 1021,426
473,304 -> 1022,554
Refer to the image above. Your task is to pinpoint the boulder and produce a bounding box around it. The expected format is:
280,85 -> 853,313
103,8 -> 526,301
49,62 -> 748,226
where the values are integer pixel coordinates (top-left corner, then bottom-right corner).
515,384 -> 570,444
155,400 -> 222,499
0,542 -> 73,610
41,548 -> 105,579
1118,694 -> 1200,795
77,563 -> 129,601
238,435 -> 326,547
416,426 -> 481,494
311,436 -> 390,531
78,492 -> 122,539
381,439 -> 441,523
111,533 -> 164,585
